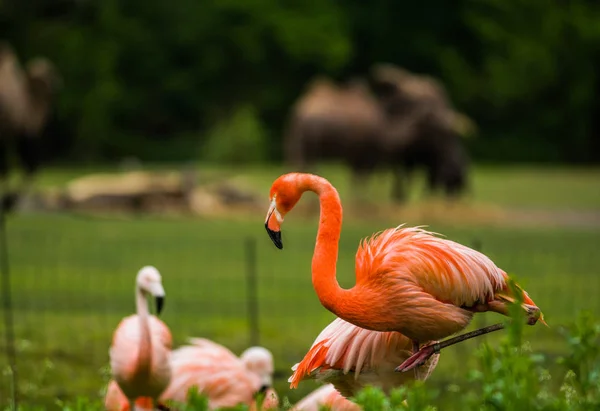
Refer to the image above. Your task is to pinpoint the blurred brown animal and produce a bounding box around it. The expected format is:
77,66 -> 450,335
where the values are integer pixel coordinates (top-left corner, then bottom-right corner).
369,63 -> 473,201
0,41 -> 61,210
284,66 -> 474,202
284,76 -> 386,180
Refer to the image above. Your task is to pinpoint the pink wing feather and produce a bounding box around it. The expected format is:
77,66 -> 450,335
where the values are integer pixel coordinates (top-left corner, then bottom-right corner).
289,317 -> 439,397
356,226 -> 507,307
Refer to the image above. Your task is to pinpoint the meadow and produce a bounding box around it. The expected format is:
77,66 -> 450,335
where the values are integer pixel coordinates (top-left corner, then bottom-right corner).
0,163 -> 599,409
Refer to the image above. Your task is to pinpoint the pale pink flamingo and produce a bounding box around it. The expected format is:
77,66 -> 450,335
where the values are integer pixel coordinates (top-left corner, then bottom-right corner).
239,346 -> 276,390
292,384 -> 360,411
159,338 -> 279,410
264,173 -> 546,372
289,317 -> 438,399
105,266 -> 172,411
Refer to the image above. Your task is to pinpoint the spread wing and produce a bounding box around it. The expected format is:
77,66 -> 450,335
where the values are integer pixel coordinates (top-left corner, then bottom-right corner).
289,317 -> 438,388
356,225 -> 507,307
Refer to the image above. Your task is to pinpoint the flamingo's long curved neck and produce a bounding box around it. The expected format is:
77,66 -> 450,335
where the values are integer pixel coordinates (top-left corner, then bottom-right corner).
298,174 -> 350,316
135,286 -> 152,375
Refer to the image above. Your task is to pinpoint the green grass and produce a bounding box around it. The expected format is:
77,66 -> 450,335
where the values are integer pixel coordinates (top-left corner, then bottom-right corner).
0,163 -> 599,408
0,212 -> 599,408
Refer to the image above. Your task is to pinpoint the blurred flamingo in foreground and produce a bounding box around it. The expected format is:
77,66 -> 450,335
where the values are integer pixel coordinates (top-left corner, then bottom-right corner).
264,173 -> 546,372
292,384 -> 360,411
105,381 -> 158,411
159,338 -> 279,410
105,266 -> 172,411
289,317 -> 439,400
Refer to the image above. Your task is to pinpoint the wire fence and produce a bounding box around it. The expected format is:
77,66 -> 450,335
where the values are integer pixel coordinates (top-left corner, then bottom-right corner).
1,211 -> 599,409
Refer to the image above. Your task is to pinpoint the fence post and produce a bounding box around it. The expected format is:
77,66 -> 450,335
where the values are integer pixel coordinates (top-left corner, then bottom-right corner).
245,237 -> 260,347
0,208 -> 17,410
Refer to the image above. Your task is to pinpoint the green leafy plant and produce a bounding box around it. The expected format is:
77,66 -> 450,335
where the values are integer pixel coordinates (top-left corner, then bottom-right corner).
556,311 -> 600,409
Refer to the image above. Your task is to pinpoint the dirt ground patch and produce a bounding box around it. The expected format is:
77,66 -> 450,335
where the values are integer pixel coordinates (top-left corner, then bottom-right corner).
14,170 -> 600,230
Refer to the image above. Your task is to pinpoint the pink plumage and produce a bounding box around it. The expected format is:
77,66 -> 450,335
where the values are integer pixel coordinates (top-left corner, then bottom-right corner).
266,173 -> 545,390
292,384 -> 360,411
109,315 -> 172,399
159,338 -> 279,410
265,173 -> 544,342
289,317 -> 439,398
106,266 -> 172,411
351,225 -> 518,341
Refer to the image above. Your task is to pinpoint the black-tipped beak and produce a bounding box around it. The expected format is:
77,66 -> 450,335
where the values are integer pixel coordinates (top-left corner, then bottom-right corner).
155,296 -> 165,315
265,223 -> 283,249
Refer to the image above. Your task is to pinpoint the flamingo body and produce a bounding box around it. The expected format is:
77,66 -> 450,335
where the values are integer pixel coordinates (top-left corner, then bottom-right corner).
348,225 -> 539,342
110,314 -> 172,401
289,317 -> 439,397
292,384 -> 360,411
160,338 -> 278,410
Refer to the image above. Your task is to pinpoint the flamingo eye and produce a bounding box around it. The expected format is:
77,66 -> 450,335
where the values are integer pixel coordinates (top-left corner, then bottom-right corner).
275,193 -> 293,211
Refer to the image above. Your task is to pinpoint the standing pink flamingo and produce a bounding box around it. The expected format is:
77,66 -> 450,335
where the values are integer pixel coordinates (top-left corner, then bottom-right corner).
264,173 -> 546,372
159,338 -> 279,410
105,266 -> 172,411
289,317 -> 439,398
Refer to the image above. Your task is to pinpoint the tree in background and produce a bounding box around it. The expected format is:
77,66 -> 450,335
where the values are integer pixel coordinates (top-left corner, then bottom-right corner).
441,0 -> 600,163
0,0 -> 598,164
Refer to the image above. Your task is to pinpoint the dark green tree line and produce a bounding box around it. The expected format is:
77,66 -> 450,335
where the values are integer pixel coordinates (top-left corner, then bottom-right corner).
1,0 -> 598,164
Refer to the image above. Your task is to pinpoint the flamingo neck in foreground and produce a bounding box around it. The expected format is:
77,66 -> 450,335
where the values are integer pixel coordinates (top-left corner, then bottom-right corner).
135,286 -> 152,376
298,174 -> 351,318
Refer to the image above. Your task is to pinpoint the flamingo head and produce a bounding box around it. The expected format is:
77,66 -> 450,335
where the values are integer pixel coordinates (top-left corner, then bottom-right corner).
265,174 -> 303,249
241,346 -> 275,389
136,266 -> 166,316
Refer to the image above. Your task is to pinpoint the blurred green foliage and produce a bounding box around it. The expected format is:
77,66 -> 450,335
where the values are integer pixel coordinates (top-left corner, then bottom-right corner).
0,0 -> 599,164
202,104 -> 268,164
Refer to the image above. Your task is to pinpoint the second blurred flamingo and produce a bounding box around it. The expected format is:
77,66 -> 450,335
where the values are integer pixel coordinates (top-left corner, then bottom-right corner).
106,266 -> 172,411
160,338 -> 279,410
292,384 -> 360,411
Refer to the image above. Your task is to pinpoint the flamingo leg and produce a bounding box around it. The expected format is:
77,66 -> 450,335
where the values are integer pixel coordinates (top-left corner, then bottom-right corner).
411,340 -> 421,379
396,323 -> 505,373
